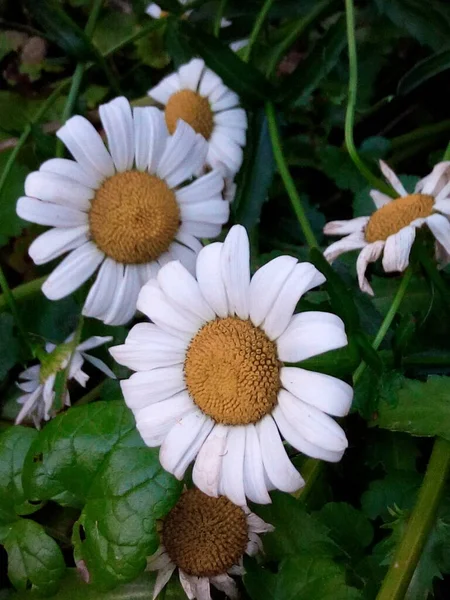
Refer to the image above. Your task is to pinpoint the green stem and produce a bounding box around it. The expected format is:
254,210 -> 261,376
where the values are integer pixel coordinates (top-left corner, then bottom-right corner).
377,438 -> 450,600
390,119 -> 450,151
76,381 -> 104,406
353,267 -> 413,385
344,0 -> 394,197
214,0 -> 227,37
0,276 -> 46,311
0,266 -> 34,356
444,140 -> 450,161
265,101 -> 318,248
242,0 -> 275,63
293,458 -> 323,501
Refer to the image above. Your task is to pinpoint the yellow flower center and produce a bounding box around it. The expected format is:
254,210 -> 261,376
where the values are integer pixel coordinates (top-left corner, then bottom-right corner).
365,193 -> 435,243
89,171 -> 180,264
184,317 -> 281,425
165,90 -> 214,140
162,489 -> 248,577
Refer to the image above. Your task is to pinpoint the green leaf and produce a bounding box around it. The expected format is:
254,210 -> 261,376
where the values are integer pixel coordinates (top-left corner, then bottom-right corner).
234,109 -> 275,230
361,471 -> 421,520
315,503 -> 374,558
73,441 -> 181,588
0,427 -> 41,525
398,49 -> 450,95
179,21 -> 275,104
280,16 -> 347,106
3,519 -> 65,595
244,555 -> 362,600
353,369 -> 405,419
164,19 -> 194,68
22,401 -> 136,505
364,431 -> 420,472
320,146 -> 366,193
92,12 -> 137,55
0,314 -> 21,381
0,152 -> 29,247
374,376 -> 450,440
134,23 -> 170,69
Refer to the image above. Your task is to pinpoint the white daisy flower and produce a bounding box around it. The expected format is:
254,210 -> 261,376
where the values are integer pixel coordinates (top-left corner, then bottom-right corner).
110,225 -> 352,505
148,58 -> 248,175
323,161 -> 450,295
146,487 -> 273,600
16,97 -> 229,325
15,334 -> 115,427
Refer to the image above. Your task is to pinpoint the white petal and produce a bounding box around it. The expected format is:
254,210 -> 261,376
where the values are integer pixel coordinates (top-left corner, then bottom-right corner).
370,190 -> 392,209
82,353 -> 116,379
25,171 -> 94,212
193,424 -> 228,497
221,224 -> 250,320
57,115 -> 114,180
133,106 -> 169,173
82,258 -> 121,321
175,230 -> 203,254
246,531 -> 263,556
179,58 -> 205,91
157,260 -> 215,321
147,547 -> 172,571
198,70 -> 224,98
179,571 -> 196,600
15,386 -> 43,425
103,264 -> 141,326
111,333 -> 186,371
146,3 -> 162,19
19,365 -> 40,381
273,404 -> 345,462
382,227 -> 416,273
262,263 -> 326,340
356,241 -> 385,295
180,199 -> 229,225
17,197 -> 88,228
417,161 -> 450,196
219,426 -> 246,506
17,380 -> 39,393
276,311 -> 348,363
120,367 -> 185,410
281,367 -> 353,417
196,242 -> 228,317
42,242 -> 104,300
175,170 -> 224,204
148,72 -> 182,105
246,512 -> 274,534
135,392 -> 195,446
214,108 -> 247,129
152,563 -> 176,600
434,198 -> 450,214
207,134 -> 243,174
243,425 -> 271,504
214,124 -> 246,146
324,217 -> 369,236
256,415 -> 304,493
169,242 -> 197,275
426,213 -> 450,254
99,96 -> 134,172
77,335 -> 112,352
40,158 -> 99,189
278,389 -> 348,452
211,90 -> 240,112
211,574 -> 239,599
249,255 -> 297,327
29,225 -> 89,265
194,578 -> 212,600
137,280 -> 204,337
379,160 -> 407,196
160,410 -> 214,479
324,232 -> 368,263
179,220 -> 222,238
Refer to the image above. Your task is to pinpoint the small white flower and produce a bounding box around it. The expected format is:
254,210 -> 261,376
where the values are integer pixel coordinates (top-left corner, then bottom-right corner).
15,334 -> 115,427
323,161 -> 450,295
148,58 -> 248,175
111,225 -> 352,506
146,487 -> 273,600
17,97 -> 229,325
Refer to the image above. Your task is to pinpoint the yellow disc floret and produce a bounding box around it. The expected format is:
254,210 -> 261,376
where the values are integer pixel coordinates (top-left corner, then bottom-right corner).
162,489 -> 248,577
365,193 -> 435,243
165,90 -> 214,140
89,171 -> 180,264
184,317 -> 281,425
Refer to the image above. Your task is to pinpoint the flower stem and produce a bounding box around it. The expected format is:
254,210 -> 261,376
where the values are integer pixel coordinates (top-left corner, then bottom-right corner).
344,0 -> 394,197
376,437 -> 450,600
265,101 -> 318,249
0,266 -> 34,356
242,0 -> 275,63
444,140 -> 450,161
0,276 -> 46,312
353,267 -> 413,385
214,0 -> 227,37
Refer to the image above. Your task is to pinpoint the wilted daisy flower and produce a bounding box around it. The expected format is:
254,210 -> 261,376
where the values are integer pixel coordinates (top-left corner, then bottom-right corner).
324,161 -> 450,295
17,97 -> 229,325
148,59 -> 247,175
111,225 -> 352,505
147,488 -> 273,600
16,334 -> 114,427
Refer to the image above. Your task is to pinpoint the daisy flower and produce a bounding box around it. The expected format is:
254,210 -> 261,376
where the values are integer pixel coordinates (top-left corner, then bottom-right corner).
147,487 -> 273,600
324,160 -> 450,295
148,59 -> 247,175
16,334 -> 115,427
16,97 -> 229,325
110,225 -> 352,505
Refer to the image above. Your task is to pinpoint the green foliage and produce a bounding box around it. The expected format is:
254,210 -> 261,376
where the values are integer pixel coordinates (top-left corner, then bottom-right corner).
361,471 -> 421,520
0,314 -> 21,381
0,152 -> 29,247
315,503 -> 374,558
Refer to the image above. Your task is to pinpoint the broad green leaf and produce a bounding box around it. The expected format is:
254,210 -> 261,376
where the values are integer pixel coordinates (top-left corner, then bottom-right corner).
244,555 -> 362,600
234,109 -> 275,230
364,430 -> 420,472
0,314 -> 21,381
3,519 -> 65,595
353,369 -> 405,419
92,13 -> 137,55
0,427 -> 40,525
135,26 -> 171,69
315,503 -> 374,558
374,376 -> 450,440
361,471 -> 421,520
73,441 -> 182,588
398,50 -> 450,95
280,16 -> 347,106
20,294 -> 80,343
22,401 -> 136,505
0,151 -> 29,247
320,146 -> 365,193
179,21 -> 275,104
164,18 -> 194,68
